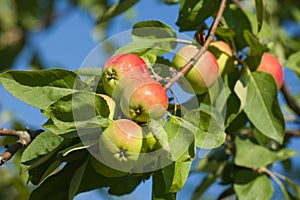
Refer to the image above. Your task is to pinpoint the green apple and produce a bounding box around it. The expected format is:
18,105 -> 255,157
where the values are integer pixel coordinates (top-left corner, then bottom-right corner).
97,94 -> 115,120
99,119 -> 145,172
120,78 -> 169,122
90,156 -> 127,177
257,53 -> 284,89
210,41 -> 235,74
101,54 -> 150,97
172,45 -> 219,94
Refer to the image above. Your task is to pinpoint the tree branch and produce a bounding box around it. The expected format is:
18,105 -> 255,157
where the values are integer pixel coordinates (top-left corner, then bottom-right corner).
281,82 -> 300,117
164,0 -> 228,91
0,128 -> 43,166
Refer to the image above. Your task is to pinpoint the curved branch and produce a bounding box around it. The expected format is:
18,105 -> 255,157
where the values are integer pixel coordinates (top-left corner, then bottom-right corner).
0,128 -> 43,166
281,82 -> 300,117
164,0 -> 228,90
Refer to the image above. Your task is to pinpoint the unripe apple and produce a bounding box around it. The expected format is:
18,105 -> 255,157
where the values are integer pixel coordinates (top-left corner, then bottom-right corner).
97,94 -> 115,120
210,41 -> 235,74
101,54 -> 150,97
99,119 -> 145,172
172,45 -> 219,94
90,156 -> 127,177
120,78 -> 169,122
257,53 -> 284,89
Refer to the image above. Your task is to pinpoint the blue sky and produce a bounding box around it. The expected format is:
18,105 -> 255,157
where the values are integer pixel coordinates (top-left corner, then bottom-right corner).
0,1 -> 299,199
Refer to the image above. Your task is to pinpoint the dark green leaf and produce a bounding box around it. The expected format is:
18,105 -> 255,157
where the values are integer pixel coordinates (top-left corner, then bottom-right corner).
161,0 -> 180,5
30,158 -> 86,200
215,27 -> 236,40
152,170 -> 177,200
176,0 -> 219,31
69,159 -> 89,200
255,0 -> 264,33
223,4 -> 253,50
96,0 -> 140,24
243,72 -> 285,143
194,148 -> 229,172
0,69 -> 89,109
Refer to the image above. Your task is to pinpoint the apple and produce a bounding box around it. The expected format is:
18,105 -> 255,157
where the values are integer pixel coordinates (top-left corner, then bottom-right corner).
97,94 -> 115,120
172,45 -> 219,94
210,41 -> 235,74
90,156 -> 127,177
101,54 -> 150,97
98,119 -> 145,172
257,53 -> 284,89
120,78 -> 169,122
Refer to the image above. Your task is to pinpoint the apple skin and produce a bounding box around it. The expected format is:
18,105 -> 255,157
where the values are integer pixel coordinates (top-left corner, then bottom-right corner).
172,45 -> 219,94
99,119 -> 145,172
257,53 -> 284,89
97,94 -> 115,120
210,41 -> 235,74
120,78 -> 169,122
90,156 -> 127,177
101,54 -> 150,97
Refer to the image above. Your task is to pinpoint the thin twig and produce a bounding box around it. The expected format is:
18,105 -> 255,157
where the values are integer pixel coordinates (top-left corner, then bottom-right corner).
281,82 -> 300,117
0,128 -> 43,166
285,129 -> 300,137
164,0 -> 228,91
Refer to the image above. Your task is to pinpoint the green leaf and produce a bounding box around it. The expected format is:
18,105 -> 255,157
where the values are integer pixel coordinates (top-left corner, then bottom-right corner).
243,29 -> 266,57
286,51 -> 300,78
234,170 -> 273,200
279,174 -> 300,198
235,136 -> 277,168
223,4 -> 253,50
30,158 -> 86,200
43,91 -> 111,133
243,72 -> 285,143
176,0 -> 220,31
183,105 -> 226,149
215,27 -> 236,40
152,170 -> 177,200
255,0 -> 264,33
161,0 -> 180,5
21,130 -> 64,171
96,0 -> 140,24
0,69 -> 89,109
115,20 -> 177,56
68,159 -> 89,200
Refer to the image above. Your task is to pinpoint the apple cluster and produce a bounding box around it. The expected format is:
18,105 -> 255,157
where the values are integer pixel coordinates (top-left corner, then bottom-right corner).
92,53 -> 168,176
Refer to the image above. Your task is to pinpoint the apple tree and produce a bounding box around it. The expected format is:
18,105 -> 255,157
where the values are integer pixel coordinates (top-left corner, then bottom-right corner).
0,0 -> 300,200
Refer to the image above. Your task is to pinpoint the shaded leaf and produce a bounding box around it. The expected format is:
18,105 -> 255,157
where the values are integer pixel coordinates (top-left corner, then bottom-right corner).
176,0 -> 219,31
152,170 -> 177,200
96,0 -> 140,24
255,0 -> 264,33
223,4 -> 253,50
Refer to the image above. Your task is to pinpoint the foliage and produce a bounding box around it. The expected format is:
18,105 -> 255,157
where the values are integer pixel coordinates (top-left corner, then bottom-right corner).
0,0 -> 300,200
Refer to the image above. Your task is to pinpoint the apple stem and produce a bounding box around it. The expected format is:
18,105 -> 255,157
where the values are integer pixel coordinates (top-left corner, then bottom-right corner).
164,0 -> 228,91
0,128 -> 43,166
